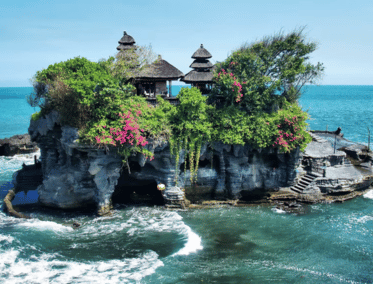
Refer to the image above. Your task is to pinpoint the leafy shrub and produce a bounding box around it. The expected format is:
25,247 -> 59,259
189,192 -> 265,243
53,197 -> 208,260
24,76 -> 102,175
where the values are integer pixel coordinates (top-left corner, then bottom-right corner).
31,111 -> 42,121
81,79 -> 172,164
28,57 -> 113,128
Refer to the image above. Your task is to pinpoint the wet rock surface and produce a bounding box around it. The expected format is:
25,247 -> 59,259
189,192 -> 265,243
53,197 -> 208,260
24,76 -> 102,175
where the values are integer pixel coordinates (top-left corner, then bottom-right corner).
0,134 -> 38,156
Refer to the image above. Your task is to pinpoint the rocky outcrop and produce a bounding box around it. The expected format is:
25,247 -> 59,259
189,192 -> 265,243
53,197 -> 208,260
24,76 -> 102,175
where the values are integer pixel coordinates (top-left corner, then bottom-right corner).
24,111 -> 303,214
12,163 -> 43,193
0,134 -> 38,156
274,133 -> 373,206
177,143 -> 301,202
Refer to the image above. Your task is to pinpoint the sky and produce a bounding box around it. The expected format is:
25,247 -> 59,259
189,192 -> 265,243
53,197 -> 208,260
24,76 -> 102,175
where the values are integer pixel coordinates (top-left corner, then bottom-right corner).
1,0 -> 372,87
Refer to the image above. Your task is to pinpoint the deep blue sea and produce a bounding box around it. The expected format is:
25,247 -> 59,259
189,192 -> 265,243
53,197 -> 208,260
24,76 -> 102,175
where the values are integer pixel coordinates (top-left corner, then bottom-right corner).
1,85 -> 373,283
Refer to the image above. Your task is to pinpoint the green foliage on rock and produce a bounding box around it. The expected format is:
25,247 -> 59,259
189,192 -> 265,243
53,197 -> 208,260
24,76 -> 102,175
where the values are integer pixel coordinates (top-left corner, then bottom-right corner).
30,111 -> 42,121
209,29 -> 324,111
169,88 -> 213,184
77,79 -> 172,163
28,57 -> 114,128
207,29 -> 319,152
28,55 -> 171,165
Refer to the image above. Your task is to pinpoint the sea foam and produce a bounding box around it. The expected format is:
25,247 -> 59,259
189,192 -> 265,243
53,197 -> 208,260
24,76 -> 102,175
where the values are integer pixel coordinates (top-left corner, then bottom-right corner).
18,219 -> 74,233
0,249 -> 163,283
363,189 -> 373,199
173,225 -> 203,256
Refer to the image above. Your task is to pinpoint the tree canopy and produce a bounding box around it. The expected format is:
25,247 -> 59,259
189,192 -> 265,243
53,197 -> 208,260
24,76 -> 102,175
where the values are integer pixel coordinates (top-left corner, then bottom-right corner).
209,29 -> 324,112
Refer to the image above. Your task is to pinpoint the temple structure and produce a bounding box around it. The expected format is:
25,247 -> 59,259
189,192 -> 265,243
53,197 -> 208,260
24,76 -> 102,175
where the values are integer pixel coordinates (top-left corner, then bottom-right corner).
135,55 -> 184,102
116,31 -> 183,104
116,31 -> 137,51
182,44 -> 214,94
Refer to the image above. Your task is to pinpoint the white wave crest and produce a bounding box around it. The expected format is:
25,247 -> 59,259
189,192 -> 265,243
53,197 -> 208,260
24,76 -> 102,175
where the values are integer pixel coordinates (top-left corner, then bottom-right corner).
18,219 -> 74,233
173,225 -> 203,256
123,208 -> 203,256
355,215 -> 373,224
0,249 -> 163,283
363,189 -> 373,199
272,207 -> 286,214
0,234 -> 14,244
79,207 -> 203,257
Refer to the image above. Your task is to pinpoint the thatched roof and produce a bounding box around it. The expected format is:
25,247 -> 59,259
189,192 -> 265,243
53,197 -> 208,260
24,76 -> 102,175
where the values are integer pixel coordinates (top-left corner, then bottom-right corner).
137,56 -> 184,80
190,59 -> 213,69
182,70 -> 214,83
118,31 -> 135,44
117,31 -> 137,51
191,44 -> 212,59
117,44 -> 137,51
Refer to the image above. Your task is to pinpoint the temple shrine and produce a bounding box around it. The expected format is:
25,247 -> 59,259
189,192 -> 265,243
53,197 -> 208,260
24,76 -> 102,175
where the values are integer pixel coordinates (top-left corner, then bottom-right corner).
116,31 -> 183,104
117,31 -> 137,51
181,44 -> 214,94
135,55 -> 184,104
116,32 -> 215,102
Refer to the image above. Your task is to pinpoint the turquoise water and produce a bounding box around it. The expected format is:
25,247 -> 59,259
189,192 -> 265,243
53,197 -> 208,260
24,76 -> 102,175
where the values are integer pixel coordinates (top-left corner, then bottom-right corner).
1,86 -> 373,283
300,85 -> 373,144
0,87 -> 39,139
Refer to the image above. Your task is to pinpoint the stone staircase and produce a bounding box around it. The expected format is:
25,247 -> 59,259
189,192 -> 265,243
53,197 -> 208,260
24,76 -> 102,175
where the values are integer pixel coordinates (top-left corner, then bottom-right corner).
309,132 -> 328,143
290,172 -> 320,194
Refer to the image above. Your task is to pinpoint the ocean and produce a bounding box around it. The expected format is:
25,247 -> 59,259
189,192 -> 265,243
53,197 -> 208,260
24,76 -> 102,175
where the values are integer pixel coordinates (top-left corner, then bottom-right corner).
0,85 -> 373,283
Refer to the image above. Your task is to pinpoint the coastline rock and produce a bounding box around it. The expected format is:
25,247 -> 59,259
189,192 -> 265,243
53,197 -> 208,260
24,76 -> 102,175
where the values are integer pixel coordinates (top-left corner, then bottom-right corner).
0,134 -> 38,156
23,111 -> 303,213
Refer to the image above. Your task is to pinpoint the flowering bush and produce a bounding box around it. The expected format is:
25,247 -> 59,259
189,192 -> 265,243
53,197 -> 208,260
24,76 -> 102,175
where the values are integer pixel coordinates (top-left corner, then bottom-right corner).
215,69 -> 245,103
81,80 -> 172,163
270,103 -> 311,152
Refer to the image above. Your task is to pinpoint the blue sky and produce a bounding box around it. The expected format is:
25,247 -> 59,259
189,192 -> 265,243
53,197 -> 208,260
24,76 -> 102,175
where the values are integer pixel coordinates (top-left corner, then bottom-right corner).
1,0 -> 372,87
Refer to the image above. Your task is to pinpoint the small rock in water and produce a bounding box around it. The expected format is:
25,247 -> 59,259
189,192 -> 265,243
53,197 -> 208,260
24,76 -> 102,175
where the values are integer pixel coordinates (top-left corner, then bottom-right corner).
72,222 -> 81,229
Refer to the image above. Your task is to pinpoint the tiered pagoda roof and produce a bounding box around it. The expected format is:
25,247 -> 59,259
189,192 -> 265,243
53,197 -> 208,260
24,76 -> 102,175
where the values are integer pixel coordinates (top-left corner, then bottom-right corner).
182,44 -> 214,84
117,31 -> 137,51
191,44 -> 212,59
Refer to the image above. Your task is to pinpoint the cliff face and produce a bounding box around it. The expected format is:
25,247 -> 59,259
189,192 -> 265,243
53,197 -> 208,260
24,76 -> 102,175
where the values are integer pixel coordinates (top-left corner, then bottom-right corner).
28,112 -> 302,214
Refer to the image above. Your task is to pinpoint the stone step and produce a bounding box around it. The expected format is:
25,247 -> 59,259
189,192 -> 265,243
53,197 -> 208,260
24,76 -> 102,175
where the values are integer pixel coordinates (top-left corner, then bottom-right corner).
165,204 -> 183,209
293,184 -> 306,191
290,187 -> 303,194
309,133 -> 329,144
302,176 -> 314,182
299,181 -> 312,187
309,172 -> 322,178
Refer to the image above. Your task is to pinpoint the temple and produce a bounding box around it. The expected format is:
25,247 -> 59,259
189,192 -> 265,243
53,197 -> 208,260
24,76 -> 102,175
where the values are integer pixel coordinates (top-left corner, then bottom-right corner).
116,31 -> 137,51
116,31 -> 184,104
135,55 -> 184,105
182,44 -> 214,94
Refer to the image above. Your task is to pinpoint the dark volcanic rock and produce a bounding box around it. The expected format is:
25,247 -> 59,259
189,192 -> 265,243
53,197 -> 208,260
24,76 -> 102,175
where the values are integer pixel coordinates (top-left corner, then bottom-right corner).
24,111 -> 303,214
13,163 -> 43,193
0,134 -> 38,156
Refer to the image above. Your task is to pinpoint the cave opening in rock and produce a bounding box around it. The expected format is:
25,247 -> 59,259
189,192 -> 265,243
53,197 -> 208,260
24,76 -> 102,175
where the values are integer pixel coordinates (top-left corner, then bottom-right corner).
111,162 -> 165,206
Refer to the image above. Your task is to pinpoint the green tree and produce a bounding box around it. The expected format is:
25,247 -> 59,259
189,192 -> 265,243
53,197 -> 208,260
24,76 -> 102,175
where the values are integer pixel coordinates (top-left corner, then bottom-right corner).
209,28 -> 324,112
109,44 -> 158,83
27,57 -> 114,128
